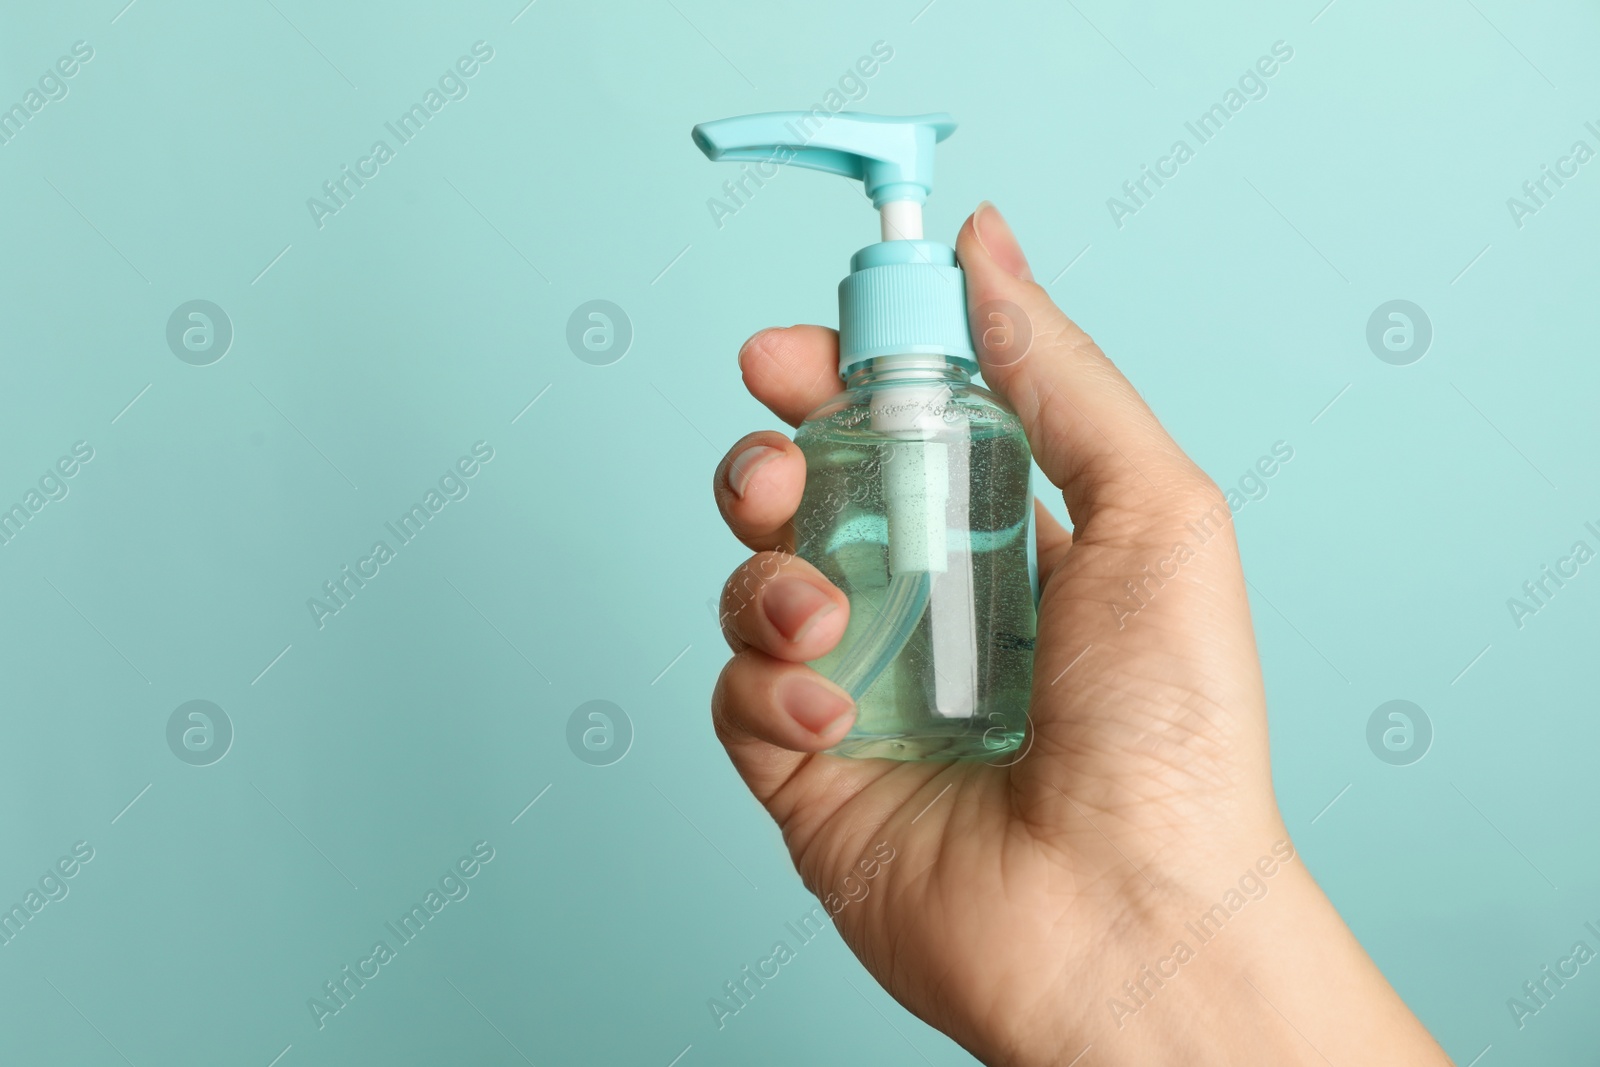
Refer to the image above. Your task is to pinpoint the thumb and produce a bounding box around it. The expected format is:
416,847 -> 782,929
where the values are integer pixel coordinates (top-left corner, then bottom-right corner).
955,202 -> 1208,529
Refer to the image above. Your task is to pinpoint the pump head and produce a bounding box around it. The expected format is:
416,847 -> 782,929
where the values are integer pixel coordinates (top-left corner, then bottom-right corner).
691,111 -> 955,241
692,111 -> 975,376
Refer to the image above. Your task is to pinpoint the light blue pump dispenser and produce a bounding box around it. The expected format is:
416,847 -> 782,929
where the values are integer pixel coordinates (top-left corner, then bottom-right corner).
694,112 -> 1036,761
691,112 -> 976,374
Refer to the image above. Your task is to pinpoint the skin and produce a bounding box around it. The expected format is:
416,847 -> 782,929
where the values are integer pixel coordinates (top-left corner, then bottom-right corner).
710,203 -> 1452,1066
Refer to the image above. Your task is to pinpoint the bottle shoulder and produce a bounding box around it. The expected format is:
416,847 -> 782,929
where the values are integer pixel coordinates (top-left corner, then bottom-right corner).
796,378 -> 1023,442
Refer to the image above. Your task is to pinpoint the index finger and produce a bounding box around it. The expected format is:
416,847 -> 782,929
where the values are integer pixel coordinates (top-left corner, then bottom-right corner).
739,325 -> 843,427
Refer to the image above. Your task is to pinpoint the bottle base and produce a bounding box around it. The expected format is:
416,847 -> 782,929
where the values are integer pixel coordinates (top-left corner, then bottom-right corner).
827,726 -> 1025,762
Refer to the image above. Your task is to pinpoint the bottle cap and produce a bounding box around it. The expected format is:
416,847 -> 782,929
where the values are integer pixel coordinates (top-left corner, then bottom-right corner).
692,111 -> 976,376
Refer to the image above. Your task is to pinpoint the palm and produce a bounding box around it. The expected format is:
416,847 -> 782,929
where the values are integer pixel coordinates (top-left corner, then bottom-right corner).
747,496 -> 1272,1052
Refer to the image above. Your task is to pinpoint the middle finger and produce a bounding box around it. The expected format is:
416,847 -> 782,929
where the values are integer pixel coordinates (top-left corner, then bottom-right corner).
719,551 -> 850,662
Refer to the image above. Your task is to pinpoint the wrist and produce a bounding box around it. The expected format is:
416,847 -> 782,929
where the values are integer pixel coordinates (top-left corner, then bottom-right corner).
994,839 -> 1447,1067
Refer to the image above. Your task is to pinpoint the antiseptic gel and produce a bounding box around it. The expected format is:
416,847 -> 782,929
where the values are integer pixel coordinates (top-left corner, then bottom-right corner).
694,112 -> 1037,760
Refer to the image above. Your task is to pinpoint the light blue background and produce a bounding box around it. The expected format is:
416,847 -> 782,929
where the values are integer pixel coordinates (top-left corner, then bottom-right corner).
1,0 -> 1596,1063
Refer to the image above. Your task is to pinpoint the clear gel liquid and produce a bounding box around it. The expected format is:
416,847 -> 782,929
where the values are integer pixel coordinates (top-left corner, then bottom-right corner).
794,361 -> 1036,761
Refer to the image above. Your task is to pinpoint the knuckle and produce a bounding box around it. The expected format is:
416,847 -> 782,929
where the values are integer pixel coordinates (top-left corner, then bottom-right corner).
719,551 -> 796,633
709,666 -> 739,744
1178,470 -> 1228,511
709,650 -> 762,746
1169,473 -> 1233,533
712,434 -> 756,499
718,570 -> 757,645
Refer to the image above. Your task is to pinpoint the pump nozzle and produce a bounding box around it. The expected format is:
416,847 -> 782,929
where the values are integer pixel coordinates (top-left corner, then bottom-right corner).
691,111 -> 955,241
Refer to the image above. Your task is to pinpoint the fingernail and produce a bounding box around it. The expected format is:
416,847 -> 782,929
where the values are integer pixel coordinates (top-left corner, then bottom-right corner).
763,577 -> 837,642
779,674 -> 854,735
973,201 -> 1033,281
727,445 -> 782,499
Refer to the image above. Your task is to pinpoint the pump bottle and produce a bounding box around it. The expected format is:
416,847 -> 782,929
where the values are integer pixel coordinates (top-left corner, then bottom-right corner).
694,112 -> 1036,760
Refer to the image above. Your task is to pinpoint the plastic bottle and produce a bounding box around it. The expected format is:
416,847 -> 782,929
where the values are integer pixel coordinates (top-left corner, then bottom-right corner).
694,111 -> 1036,761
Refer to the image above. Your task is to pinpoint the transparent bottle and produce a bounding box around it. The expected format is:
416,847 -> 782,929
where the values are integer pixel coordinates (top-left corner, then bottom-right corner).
793,355 -> 1036,760
693,108 -> 1037,760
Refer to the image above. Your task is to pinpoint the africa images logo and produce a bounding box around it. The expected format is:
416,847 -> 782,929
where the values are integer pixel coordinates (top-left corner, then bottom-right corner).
307,841 -> 495,1031
306,442 -> 495,629
305,41 -> 495,230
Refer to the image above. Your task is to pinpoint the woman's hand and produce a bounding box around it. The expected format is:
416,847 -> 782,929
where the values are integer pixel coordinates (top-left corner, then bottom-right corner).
710,202 -> 1448,1066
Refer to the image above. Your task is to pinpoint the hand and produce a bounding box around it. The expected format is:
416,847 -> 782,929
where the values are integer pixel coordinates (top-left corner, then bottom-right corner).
710,203 -> 1448,1066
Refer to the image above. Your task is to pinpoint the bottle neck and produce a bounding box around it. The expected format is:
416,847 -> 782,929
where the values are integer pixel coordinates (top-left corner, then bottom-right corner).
844,355 -> 972,391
